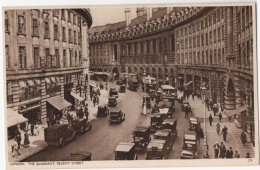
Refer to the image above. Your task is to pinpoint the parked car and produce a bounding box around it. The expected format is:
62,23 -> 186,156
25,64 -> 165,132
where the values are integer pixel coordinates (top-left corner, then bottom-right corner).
143,96 -> 152,108
150,113 -> 164,132
115,142 -> 138,160
181,131 -> 198,159
109,87 -> 118,98
72,118 -> 92,134
132,126 -> 151,149
62,151 -> 92,161
145,139 -> 169,160
188,117 -> 201,132
162,119 -> 178,141
96,106 -> 109,117
108,97 -> 117,107
44,124 -> 77,147
158,101 -> 175,119
109,109 -> 125,124
119,85 -> 126,93
181,100 -> 191,111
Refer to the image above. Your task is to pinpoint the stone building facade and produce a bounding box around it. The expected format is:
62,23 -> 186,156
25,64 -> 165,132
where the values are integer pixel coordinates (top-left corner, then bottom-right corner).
5,9 -> 92,131
89,7 -> 255,145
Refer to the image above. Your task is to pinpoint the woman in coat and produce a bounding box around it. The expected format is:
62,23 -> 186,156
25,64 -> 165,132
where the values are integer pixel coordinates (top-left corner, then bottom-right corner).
241,131 -> 247,145
23,130 -> 30,147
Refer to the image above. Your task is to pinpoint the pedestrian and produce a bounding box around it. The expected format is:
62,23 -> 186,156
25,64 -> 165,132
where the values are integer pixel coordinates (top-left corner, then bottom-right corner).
216,122 -> 221,135
240,130 -> 247,146
209,114 -> 213,126
226,147 -> 233,159
11,143 -> 21,157
79,105 -> 84,119
221,126 -> 228,142
30,121 -> 35,136
15,132 -> 21,149
93,95 -> 96,107
106,83 -> 108,91
96,96 -> 99,105
228,116 -> 232,123
245,153 -> 251,158
219,112 -> 222,123
23,130 -> 30,147
219,142 -> 226,158
90,91 -> 93,101
185,107 -> 189,118
213,142 -> 220,159
97,88 -> 101,96
192,92 -> 195,100
234,150 -> 240,158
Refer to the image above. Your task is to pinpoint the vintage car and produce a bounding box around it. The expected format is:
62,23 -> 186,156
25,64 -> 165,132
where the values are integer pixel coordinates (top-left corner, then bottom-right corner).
181,131 -> 198,159
62,151 -> 92,161
189,117 -> 201,131
181,100 -> 191,111
132,126 -> 151,149
162,119 -> 178,141
146,139 -> 169,160
149,89 -> 156,100
143,96 -> 152,108
109,87 -> 119,98
72,118 -> 92,134
157,101 -> 175,119
109,109 -> 125,124
44,124 -> 77,147
96,106 -> 109,117
115,142 -> 138,160
150,113 -> 164,132
119,85 -> 126,93
154,130 -> 174,152
128,77 -> 139,91
108,97 -> 117,107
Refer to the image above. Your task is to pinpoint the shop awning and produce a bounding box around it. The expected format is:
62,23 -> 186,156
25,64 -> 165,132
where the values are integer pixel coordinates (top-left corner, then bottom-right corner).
27,80 -> 34,86
224,105 -> 247,117
7,108 -> 28,128
89,80 -> 96,87
18,81 -> 27,88
71,92 -> 84,101
47,95 -> 72,111
45,78 -> 51,84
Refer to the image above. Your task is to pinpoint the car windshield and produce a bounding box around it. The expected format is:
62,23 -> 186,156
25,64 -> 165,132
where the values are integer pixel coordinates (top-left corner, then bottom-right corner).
115,151 -> 127,160
147,150 -> 163,158
134,131 -> 146,137
162,124 -> 173,130
151,117 -> 161,122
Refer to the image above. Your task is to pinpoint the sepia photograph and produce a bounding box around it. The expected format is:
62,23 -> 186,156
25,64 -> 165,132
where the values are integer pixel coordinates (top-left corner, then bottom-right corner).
2,2 -> 259,169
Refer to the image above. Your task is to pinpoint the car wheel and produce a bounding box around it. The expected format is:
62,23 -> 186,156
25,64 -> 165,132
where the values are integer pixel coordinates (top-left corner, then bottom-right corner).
59,138 -> 64,147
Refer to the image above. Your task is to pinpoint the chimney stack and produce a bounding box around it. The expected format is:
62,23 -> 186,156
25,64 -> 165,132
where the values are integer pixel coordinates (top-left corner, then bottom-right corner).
125,8 -> 131,26
147,7 -> 152,21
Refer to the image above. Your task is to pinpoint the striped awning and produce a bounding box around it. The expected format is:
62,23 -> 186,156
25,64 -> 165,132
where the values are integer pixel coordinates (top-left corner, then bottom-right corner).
47,95 -> 72,111
7,108 -> 28,128
224,105 -> 247,117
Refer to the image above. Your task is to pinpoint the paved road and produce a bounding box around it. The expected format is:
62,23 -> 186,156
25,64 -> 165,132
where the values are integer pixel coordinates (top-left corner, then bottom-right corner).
24,84 -> 203,161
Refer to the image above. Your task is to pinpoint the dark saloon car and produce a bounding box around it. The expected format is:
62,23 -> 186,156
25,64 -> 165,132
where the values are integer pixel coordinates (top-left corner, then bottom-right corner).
181,131 -> 198,159
162,119 -> 178,141
109,109 -> 125,124
146,139 -> 169,160
132,126 -> 151,149
115,142 -> 138,160
96,106 -> 109,117
150,113 -> 164,132
108,97 -> 117,107
158,101 -> 175,119
44,124 -> 77,147
62,151 -> 92,161
109,87 -> 119,98
181,100 -> 191,111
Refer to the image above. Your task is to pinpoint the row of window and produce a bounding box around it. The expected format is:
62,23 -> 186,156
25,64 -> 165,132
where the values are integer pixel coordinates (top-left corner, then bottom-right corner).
90,58 -> 110,65
236,6 -> 252,32
5,45 -> 81,69
238,40 -> 253,68
5,12 -> 81,45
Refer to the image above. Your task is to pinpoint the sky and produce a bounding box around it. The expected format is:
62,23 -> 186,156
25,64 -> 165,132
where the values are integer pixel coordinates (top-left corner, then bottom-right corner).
90,7 -> 137,27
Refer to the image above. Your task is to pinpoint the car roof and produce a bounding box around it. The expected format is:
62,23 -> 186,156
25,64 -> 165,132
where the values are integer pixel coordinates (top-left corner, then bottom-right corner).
184,131 -> 197,140
158,101 -> 172,107
162,118 -> 177,125
190,117 -> 198,121
45,124 -> 68,130
181,150 -> 194,155
115,142 -> 134,152
151,113 -> 163,117
161,85 -> 175,90
147,139 -> 166,150
110,87 -> 117,90
110,108 -> 121,113
183,100 -> 189,104
109,97 -> 116,99
134,126 -> 149,132
154,130 -> 171,137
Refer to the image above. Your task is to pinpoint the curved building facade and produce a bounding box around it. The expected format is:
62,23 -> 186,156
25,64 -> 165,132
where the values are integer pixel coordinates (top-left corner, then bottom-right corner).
5,8 -> 92,138
89,7 -> 254,144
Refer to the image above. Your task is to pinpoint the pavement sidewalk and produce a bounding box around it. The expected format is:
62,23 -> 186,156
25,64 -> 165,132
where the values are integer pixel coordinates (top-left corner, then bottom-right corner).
178,91 -> 254,158
8,124 -> 48,162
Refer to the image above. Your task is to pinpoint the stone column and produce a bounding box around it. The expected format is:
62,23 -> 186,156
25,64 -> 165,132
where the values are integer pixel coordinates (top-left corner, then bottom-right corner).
192,75 -> 195,92
208,77 -> 212,101
11,81 -> 20,111
216,78 -> 221,104
40,78 -> 47,124
60,76 -> 64,97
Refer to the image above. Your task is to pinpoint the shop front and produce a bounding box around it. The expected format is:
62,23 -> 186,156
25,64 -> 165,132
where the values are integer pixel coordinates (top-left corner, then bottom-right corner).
7,108 -> 28,140
46,95 -> 72,126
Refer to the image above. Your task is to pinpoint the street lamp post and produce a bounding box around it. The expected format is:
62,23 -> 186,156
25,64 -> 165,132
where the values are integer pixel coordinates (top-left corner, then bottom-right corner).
201,84 -> 209,158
